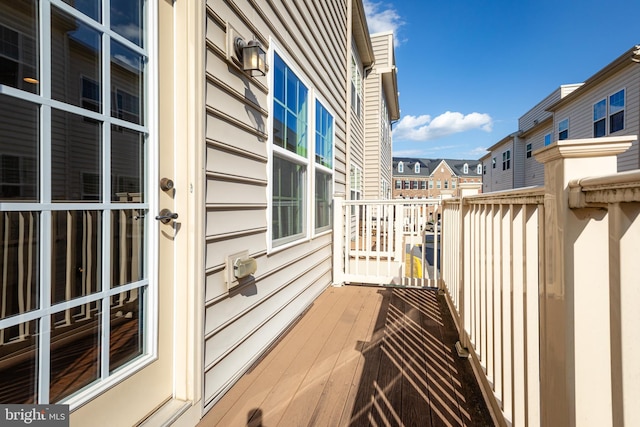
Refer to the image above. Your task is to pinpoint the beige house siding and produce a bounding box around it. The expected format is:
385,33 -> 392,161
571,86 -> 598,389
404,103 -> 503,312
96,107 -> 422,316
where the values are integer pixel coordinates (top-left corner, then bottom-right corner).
551,64 -> 640,171
522,122 -> 551,187
484,136 -> 515,192
364,32 -> 398,199
203,0 -> 347,411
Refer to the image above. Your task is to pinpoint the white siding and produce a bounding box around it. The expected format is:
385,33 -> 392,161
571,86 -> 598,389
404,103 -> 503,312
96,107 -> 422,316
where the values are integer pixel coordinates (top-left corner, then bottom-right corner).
203,0 -> 347,410
552,65 -> 640,171
522,124 -> 551,187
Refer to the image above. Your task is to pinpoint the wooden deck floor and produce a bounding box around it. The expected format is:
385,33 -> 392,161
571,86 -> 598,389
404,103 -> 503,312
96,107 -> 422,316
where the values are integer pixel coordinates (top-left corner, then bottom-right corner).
199,286 -> 495,427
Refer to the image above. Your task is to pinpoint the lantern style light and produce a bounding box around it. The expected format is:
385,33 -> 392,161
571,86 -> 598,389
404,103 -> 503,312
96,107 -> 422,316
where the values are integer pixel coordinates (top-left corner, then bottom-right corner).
234,37 -> 267,77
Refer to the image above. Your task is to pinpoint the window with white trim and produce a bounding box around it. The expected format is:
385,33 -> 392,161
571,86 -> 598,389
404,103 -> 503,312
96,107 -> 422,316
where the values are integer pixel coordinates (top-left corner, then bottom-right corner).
544,133 -> 552,146
476,164 -> 482,174
315,100 -> 334,231
398,161 -> 404,173
463,163 -> 468,174
502,150 -> 511,170
558,118 -> 569,140
609,89 -> 625,133
350,53 -> 363,118
593,98 -> 606,137
414,163 -> 420,173
526,143 -> 532,158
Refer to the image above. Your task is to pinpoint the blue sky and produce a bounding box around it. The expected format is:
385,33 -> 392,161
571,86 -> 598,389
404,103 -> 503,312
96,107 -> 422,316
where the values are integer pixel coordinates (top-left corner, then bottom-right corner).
363,0 -> 639,160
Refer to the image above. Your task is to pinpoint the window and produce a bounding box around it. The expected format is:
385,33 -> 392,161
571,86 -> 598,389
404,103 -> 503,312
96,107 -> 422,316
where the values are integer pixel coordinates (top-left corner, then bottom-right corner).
315,100 -> 334,231
272,52 -> 309,245
394,179 -> 401,190
420,180 -> 427,190
609,89 -> 625,133
398,161 -> 404,173
0,0 -> 151,406
558,119 -> 569,140
526,143 -> 532,158
544,133 -> 552,146
492,157 -> 496,168
350,53 -> 363,118
502,150 -> 511,170
428,179 -> 433,189
444,180 -> 448,189
452,179 -> 457,189
463,163 -> 468,174
593,99 -> 606,137
477,164 -> 482,174
414,163 -> 420,173
403,180 -> 409,189
483,165 -> 486,175
350,165 -> 362,215
436,180 -> 441,189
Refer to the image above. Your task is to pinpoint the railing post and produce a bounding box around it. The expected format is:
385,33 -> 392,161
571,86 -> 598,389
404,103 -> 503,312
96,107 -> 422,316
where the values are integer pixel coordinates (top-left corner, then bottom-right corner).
534,136 -> 635,427
332,195 -> 345,286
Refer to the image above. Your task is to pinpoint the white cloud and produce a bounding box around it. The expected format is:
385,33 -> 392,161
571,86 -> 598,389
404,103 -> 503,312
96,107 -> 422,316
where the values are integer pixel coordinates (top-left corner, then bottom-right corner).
392,111 -> 493,141
363,1 -> 404,43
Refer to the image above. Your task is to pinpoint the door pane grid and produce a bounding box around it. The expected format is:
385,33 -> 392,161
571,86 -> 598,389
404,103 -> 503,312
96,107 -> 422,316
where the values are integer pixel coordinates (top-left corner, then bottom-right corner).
0,0 -> 151,406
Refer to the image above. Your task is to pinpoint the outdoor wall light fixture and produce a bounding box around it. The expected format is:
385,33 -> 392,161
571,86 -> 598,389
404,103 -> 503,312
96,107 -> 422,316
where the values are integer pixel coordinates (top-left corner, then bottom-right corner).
234,37 -> 267,76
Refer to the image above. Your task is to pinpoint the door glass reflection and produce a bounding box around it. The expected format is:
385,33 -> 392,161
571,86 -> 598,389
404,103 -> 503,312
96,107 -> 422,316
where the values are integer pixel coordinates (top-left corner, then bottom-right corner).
51,210 -> 102,304
0,211 -> 39,320
0,320 -> 38,403
51,108 -> 101,202
111,40 -> 144,125
0,94 -> 39,201
111,126 -> 145,202
110,287 -> 144,373
51,6 -> 101,111
111,209 -> 145,287
0,0 -> 39,94
50,303 -> 100,402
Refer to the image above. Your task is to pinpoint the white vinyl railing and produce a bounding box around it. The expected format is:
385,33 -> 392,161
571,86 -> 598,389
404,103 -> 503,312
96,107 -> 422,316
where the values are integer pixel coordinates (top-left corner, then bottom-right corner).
439,135 -> 640,427
333,197 -> 442,287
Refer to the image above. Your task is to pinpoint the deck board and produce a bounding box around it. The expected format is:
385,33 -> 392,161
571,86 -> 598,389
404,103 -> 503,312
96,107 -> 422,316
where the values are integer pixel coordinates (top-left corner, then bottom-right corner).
199,286 -> 495,427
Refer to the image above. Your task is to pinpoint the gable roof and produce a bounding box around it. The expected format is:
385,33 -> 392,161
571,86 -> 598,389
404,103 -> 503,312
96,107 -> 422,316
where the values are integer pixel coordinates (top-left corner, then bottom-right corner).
392,157 -> 483,178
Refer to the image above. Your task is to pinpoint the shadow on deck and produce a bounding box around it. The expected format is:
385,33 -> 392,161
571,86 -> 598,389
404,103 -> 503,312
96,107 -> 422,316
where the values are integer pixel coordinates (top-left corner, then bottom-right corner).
200,286 -> 495,426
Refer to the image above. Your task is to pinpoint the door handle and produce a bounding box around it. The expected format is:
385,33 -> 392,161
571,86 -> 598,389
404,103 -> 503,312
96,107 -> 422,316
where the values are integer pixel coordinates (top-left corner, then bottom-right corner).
155,208 -> 178,224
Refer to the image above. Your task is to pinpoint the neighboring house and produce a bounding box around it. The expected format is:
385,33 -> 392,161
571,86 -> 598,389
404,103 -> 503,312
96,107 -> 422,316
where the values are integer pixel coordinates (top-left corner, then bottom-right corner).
0,1 -> 379,426
547,45 -> 640,172
347,0 -> 373,205
392,158 -> 482,200
363,31 -> 400,200
481,45 -> 640,192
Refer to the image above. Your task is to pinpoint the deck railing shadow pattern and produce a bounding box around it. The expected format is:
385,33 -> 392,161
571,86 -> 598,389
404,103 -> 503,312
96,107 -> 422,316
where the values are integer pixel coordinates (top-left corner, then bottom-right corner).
349,288 -> 492,426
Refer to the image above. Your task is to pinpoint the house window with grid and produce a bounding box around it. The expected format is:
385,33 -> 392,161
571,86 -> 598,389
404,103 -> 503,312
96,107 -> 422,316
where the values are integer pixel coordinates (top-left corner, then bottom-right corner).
558,119 -> 569,140
0,0 -> 151,406
544,133 -> 552,146
526,143 -> 532,158
414,163 -> 420,173
492,157 -> 496,168
394,179 -> 401,190
593,99 -> 606,137
502,150 -> 511,170
444,180 -> 448,189
315,100 -> 334,231
428,179 -> 433,189
398,161 -> 404,173
272,52 -> 309,245
609,89 -> 625,133
463,163 -> 468,174
420,180 -> 427,190
350,53 -> 363,118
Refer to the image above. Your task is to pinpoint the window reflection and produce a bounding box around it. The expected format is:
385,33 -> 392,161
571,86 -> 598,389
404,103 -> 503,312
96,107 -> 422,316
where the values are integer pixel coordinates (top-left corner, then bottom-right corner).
51,211 -> 102,304
51,6 -> 101,110
0,94 -> 39,201
51,109 -> 101,202
111,126 -> 144,202
111,209 -> 145,287
61,0 -> 101,22
0,211 -> 39,320
110,288 -> 144,373
110,0 -> 143,47
0,0 -> 39,94
50,304 -> 100,402
111,40 -> 144,125
0,320 -> 38,403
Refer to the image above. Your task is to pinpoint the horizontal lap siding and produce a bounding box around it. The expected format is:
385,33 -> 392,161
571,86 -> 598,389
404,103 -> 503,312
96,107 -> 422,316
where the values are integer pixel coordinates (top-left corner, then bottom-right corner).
203,0 -> 347,409
553,66 -> 640,171
523,125 -> 550,187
